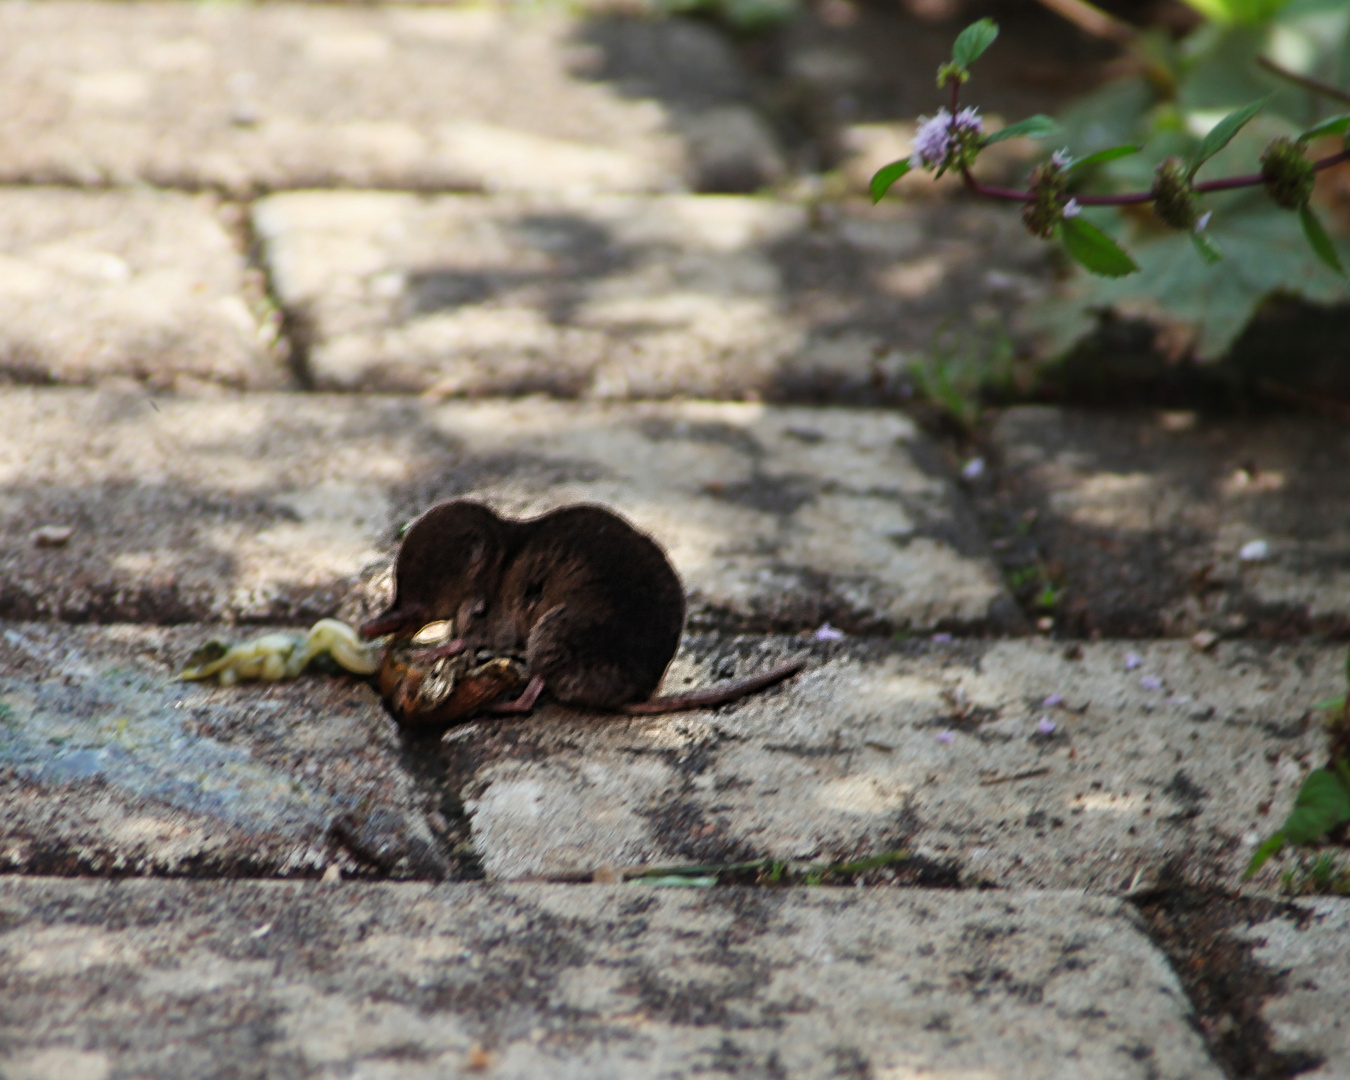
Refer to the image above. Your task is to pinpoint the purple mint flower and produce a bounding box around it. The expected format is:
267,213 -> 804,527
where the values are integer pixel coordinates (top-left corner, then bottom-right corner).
1041,693 -> 1063,708
1139,674 -> 1162,691
813,621 -> 845,642
1194,211 -> 1213,234
931,632 -> 954,644
1124,652 -> 1143,671
1062,198 -> 1082,219
935,730 -> 955,745
1051,148 -> 1072,168
909,107 -> 983,171
1036,716 -> 1057,735
961,457 -> 986,481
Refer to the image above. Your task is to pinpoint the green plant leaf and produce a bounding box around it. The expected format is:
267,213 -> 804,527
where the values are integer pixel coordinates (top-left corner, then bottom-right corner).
1065,145 -> 1141,173
983,115 -> 1060,147
1300,204 -> 1346,276
1026,185 -> 1350,363
1282,768 -> 1350,845
1313,697 -> 1348,710
1299,113 -> 1350,143
1178,0 -> 1294,27
1192,231 -> 1224,263
952,18 -> 999,69
1245,831 -> 1286,878
1061,217 -> 1140,277
1188,97 -> 1268,178
870,159 -> 912,204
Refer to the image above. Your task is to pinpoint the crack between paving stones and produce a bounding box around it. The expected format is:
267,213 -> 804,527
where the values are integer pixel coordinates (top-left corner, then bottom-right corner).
229,197 -> 314,390
1129,867 -> 1325,1080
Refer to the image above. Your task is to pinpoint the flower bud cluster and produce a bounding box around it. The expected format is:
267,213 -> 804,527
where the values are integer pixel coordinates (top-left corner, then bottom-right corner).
1021,160 -> 1067,238
1260,137 -> 1315,210
1150,159 -> 1200,230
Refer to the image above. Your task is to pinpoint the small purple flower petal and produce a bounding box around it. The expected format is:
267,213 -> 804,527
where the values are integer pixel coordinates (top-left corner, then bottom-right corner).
1041,693 -> 1063,708
1051,148 -> 1072,168
1194,211 -> 1212,234
1062,198 -> 1082,219
909,109 -> 953,170
813,621 -> 845,642
1036,716 -> 1057,735
961,457 -> 986,481
1239,539 -> 1269,562
1124,651 -> 1143,671
935,730 -> 955,744
931,632 -> 953,644
1139,674 -> 1162,691
953,107 -> 984,136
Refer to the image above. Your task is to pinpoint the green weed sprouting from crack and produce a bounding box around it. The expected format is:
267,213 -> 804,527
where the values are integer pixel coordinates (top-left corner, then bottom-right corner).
1279,852 -> 1350,896
1245,647 -> 1350,888
906,323 -> 1021,432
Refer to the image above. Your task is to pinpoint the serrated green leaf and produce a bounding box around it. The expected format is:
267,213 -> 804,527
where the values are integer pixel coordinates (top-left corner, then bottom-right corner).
1065,145 -> 1141,174
1027,181 -> 1350,363
1192,231 -> 1224,263
1061,217 -> 1140,277
1299,113 -> 1350,144
1301,203 -> 1346,276
1282,768 -> 1350,845
983,115 -> 1061,148
952,18 -> 999,69
1244,831 -> 1286,878
870,159 -> 912,204
1189,97 -> 1268,178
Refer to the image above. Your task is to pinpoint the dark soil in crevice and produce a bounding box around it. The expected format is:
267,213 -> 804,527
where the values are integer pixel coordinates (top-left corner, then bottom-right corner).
1132,871 -> 1324,1080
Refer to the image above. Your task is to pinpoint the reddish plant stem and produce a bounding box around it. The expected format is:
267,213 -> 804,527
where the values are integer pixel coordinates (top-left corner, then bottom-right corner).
961,148 -> 1350,204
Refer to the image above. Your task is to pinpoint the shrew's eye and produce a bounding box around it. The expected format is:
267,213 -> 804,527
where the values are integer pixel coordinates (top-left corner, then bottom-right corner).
523,580 -> 545,608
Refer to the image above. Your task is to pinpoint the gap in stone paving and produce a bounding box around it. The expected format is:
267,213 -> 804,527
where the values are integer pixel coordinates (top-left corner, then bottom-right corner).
224,196 -> 313,390
1131,868 -> 1325,1080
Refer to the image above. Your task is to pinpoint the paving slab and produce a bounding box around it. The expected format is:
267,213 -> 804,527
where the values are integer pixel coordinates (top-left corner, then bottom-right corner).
0,2 -> 779,194
0,877 -> 1222,1079
1,389 -> 1011,632
0,188 -> 278,390
0,622 -> 450,879
253,190 -> 1046,398
983,406 -> 1350,638
1233,897 -> 1350,1079
455,638 -> 1335,889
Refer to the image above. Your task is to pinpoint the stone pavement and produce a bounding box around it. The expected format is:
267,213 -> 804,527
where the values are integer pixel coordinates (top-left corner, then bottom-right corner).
2,2 -> 1348,1078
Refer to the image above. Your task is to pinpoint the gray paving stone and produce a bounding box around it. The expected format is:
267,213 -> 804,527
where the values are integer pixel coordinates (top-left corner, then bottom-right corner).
0,189 -> 278,389
0,2 -> 773,194
1234,898 -> 1350,1079
253,190 -> 1045,398
0,623 -> 449,878
0,877 -> 1222,1079
1,389 -> 1010,632
458,638 -> 1335,889
984,407 -> 1350,637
